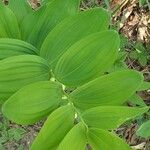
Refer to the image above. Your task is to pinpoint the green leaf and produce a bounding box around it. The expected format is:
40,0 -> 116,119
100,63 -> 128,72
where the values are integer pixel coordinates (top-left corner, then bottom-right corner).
2,81 -> 62,125
0,55 -> 50,104
40,8 -> 110,69
42,0 -> 54,4
0,4 -> 21,38
137,120 -> 150,138
70,70 -> 143,110
139,0 -> 146,6
57,123 -> 87,150
108,51 -> 128,73
82,106 -> 148,129
88,128 -> 132,150
109,61 -> 127,72
135,42 -> 145,52
104,0 -> 110,9
8,0 -> 32,24
30,105 -> 75,150
0,38 -> 37,60
129,94 -> 146,107
120,34 -> 128,51
116,51 -> 127,62
54,30 -> 120,87
129,51 -> 138,60
138,81 -> 150,91
138,55 -> 147,66
30,0 -> 51,7
8,128 -> 25,141
20,6 -> 45,42
21,0 -> 80,49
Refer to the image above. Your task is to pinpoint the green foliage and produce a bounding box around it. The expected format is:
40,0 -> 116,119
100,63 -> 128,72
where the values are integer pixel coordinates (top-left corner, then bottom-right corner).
7,0 -> 32,24
81,0 -> 100,8
82,0 -> 110,10
129,42 -> 150,67
139,0 -> 150,10
88,128 -> 132,150
2,81 -> 63,124
54,31 -> 119,87
0,55 -> 50,104
40,8 -> 110,68
0,4 -> 20,38
0,38 -> 37,60
139,0 -> 147,6
57,122 -> 87,150
30,105 -> 75,150
129,94 -> 147,107
0,0 -> 149,149
138,81 -> 150,91
136,82 -> 150,138
137,119 -> 150,138
21,0 -> 80,49
0,115 -> 26,149
7,128 -> 26,142
108,34 -> 128,72
70,70 -> 143,109
82,106 -> 148,130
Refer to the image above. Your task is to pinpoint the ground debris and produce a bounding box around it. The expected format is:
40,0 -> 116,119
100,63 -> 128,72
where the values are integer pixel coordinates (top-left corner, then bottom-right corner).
112,0 -> 150,43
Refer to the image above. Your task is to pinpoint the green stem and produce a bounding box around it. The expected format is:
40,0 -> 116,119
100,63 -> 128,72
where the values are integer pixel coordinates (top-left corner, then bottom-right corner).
50,77 -> 89,131
65,93 -> 89,131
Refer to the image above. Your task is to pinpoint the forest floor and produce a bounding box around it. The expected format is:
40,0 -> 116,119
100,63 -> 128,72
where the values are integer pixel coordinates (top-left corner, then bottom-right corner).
0,0 -> 150,150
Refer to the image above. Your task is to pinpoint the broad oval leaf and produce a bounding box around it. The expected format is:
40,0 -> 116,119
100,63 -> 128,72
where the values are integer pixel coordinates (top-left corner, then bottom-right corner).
137,120 -> 150,138
2,81 -> 63,125
0,55 -> 50,104
88,128 -> 132,150
0,38 -> 37,60
0,4 -> 20,38
82,106 -> 148,130
40,8 -> 110,69
57,123 -> 87,150
54,30 -> 120,87
70,70 -> 143,110
8,0 -> 32,24
20,6 -> 46,43
30,105 -> 75,150
22,0 -> 80,49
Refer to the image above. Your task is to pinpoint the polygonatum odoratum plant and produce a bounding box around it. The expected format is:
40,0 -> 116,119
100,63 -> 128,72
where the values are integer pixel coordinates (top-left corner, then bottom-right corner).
0,0 -> 149,149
